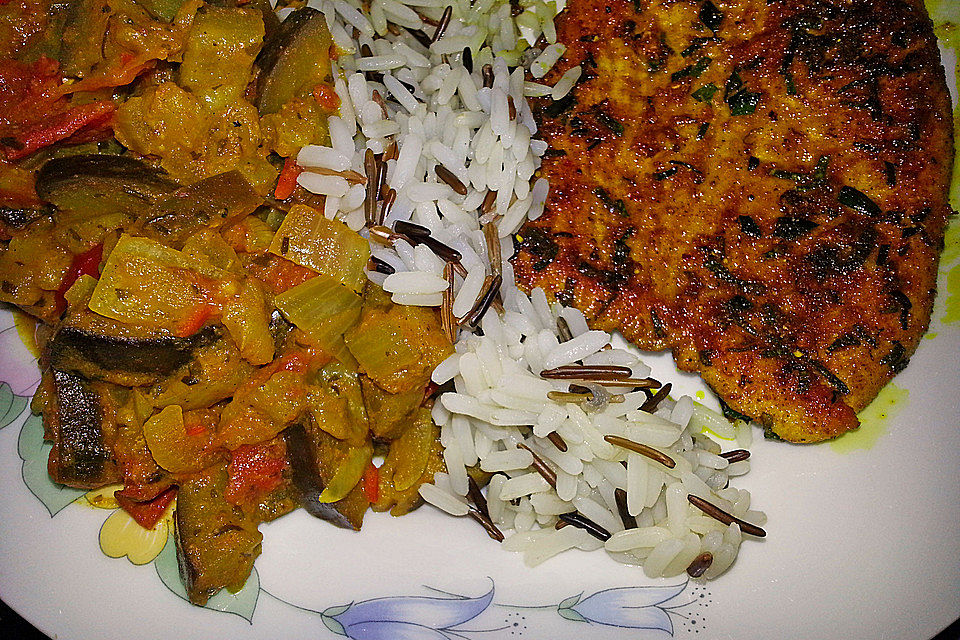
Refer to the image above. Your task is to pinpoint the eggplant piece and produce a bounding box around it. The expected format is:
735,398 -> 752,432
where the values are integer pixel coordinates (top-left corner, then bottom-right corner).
174,463 -> 262,606
36,155 -> 179,216
142,171 -> 261,249
268,308 -> 294,354
206,0 -> 279,40
282,423 -> 359,530
178,5 -> 266,112
0,206 -> 49,231
42,368 -> 120,488
359,374 -> 421,440
47,320 -> 221,387
254,8 -> 334,115
150,336 -> 255,411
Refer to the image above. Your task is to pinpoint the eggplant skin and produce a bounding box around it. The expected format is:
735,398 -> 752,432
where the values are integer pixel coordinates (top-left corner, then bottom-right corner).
48,324 -> 221,383
282,423 -> 358,530
0,206 -> 48,231
254,8 -> 320,82
35,154 -> 178,204
45,369 -> 119,488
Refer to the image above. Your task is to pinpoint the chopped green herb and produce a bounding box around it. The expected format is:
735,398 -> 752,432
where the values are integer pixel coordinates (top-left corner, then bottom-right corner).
672,57 -> 711,82
653,166 -> 679,180
595,110 -> 624,135
681,36 -> 720,57
697,122 -> 709,139
784,70 -> 797,95
738,215 -> 762,238
727,89 -> 760,116
773,215 -> 818,240
879,341 -> 909,373
838,185 -> 881,217
719,398 -> 752,423
808,360 -> 849,395
594,187 -> 628,217
692,83 -> 719,102
747,156 -> 760,171
699,0 -> 723,31
812,155 -> 830,180
544,94 -> 576,118
724,70 -> 743,98
519,228 -> 559,271
884,161 -> 897,187
650,308 -> 666,338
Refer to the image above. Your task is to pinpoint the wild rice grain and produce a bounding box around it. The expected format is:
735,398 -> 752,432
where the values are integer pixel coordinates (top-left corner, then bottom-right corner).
435,164 -> 468,195
482,63 -> 494,88
546,431 -> 568,452
641,382 -> 673,413
687,551 -> 714,578
604,435 -> 677,469
431,5 -> 452,44
462,274 -> 502,329
517,443 -> 557,488
364,149 -> 379,225
441,262 -> 456,342
558,512 -> 612,542
720,449 -> 751,463
687,494 -> 767,538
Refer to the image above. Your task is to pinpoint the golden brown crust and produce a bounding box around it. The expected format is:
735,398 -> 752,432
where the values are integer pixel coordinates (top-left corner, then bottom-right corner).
513,0 -> 953,442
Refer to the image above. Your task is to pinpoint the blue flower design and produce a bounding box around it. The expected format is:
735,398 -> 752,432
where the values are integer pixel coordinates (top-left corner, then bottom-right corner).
560,582 -> 688,634
322,586 -> 495,640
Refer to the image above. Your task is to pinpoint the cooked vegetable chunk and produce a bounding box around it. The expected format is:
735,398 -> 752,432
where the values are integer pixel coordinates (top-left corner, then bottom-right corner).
174,463 -> 262,606
40,368 -> 120,488
274,274 -> 362,364
141,171 -> 261,249
48,287 -> 221,386
179,6 -> 265,112
254,8 -> 333,115
345,297 -> 453,394
268,205 -> 369,293
149,335 -> 254,410
36,155 -> 179,212
373,408 -> 444,516
282,423 -> 360,529
88,234 -> 238,335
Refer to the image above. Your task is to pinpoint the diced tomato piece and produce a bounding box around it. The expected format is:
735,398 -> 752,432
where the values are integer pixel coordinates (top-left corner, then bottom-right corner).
274,157 -> 302,200
362,462 -> 379,503
4,101 -> 115,161
249,254 -> 317,294
312,83 -> 340,110
115,486 -> 177,530
54,243 -> 103,314
224,441 -> 288,506
174,303 -> 218,337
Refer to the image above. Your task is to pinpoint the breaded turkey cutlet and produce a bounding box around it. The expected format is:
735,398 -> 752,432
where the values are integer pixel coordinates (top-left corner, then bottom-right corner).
512,0 -> 953,442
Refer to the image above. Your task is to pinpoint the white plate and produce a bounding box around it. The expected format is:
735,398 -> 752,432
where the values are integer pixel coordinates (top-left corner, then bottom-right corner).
2,12 -> 959,640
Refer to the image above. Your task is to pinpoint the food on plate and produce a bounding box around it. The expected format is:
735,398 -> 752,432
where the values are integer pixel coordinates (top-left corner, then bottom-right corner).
0,0 -> 462,605
512,0 -> 954,442
25,0 -> 953,604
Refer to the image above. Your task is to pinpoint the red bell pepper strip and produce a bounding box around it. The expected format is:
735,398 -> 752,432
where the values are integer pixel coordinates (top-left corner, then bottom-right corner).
115,485 -> 178,530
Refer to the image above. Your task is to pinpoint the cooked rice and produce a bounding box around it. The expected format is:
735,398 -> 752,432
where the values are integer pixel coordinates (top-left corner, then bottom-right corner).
295,0 -> 765,579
